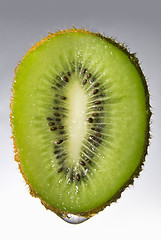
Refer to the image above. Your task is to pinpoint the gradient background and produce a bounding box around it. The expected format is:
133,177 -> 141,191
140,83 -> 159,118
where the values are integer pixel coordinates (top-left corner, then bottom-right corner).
0,0 -> 161,239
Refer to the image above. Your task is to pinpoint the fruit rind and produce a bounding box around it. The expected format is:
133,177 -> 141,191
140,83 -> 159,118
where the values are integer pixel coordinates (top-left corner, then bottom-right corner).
10,27 -> 151,219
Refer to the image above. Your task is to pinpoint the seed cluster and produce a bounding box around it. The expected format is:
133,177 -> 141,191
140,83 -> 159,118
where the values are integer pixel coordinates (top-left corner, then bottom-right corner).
47,65 -> 108,183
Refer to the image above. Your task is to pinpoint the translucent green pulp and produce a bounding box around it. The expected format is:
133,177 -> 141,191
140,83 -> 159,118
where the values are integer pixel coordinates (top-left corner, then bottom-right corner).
12,32 -> 147,213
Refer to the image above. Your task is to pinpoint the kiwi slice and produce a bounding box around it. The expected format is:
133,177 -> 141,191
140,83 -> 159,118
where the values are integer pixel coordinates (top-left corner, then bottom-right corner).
10,28 -> 151,223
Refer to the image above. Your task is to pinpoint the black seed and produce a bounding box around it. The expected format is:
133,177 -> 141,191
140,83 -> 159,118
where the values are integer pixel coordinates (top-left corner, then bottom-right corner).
93,89 -> 99,94
88,138 -> 98,146
56,139 -> 63,144
59,107 -> 66,111
82,68 -> 86,74
93,141 -> 99,147
91,127 -> 101,132
93,82 -> 99,87
51,86 -> 56,90
70,173 -> 74,181
99,93 -> 105,97
83,79 -> 87,85
53,107 -> 59,110
96,138 -> 102,144
56,118 -> 61,121
89,152 -> 94,158
84,150 -> 93,158
66,168 -> 70,173
81,171 -> 87,179
77,65 -> 81,71
96,128 -> 101,132
76,174 -> 80,181
54,150 -> 60,154
47,117 -> 53,121
63,76 -> 69,82
88,117 -> 93,123
88,144 -> 96,152
60,131 -> 65,135
90,135 -> 95,140
57,153 -> 66,159
58,160 -> 65,165
58,126 -> 64,129
50,127 -> 57,131
56,76 -> 61,81
95,119 -> 100,123
90,77 -> 95,83
98,107 -> 103,111
87,73 -> 91,78
58,167 -> 63,173
54,113 -> 60,116
56,83 -> 62,88
60,96 -> 66,100
80,161 -> 86,166
88,138 -> 92,142
67,72 -> 71,76
96,133 -> 102,138
92,113 -> 99,117
94,100 -> 101,105
48,122 -> 55,126
86,159 -> 91,163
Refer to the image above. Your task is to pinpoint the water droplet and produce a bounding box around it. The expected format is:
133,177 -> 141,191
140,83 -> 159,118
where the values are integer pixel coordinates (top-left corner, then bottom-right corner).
59,213 -> 89,224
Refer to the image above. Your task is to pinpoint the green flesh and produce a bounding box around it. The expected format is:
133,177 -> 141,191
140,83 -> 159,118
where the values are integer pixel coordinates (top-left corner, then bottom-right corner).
12,32 -> 147,213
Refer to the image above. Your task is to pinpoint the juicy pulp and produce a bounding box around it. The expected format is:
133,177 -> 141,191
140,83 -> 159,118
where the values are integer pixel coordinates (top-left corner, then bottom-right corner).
11,30 -> 149,214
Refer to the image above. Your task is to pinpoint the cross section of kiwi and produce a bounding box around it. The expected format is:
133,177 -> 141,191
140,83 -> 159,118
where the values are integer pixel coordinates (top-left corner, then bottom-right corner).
10,28 -> 151,222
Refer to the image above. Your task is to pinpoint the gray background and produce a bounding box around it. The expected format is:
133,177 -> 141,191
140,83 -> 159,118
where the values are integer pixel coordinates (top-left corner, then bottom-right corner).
0,0 -> 161,239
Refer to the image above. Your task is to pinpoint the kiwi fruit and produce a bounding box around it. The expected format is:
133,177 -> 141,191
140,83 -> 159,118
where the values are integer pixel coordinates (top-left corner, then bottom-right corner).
10,28 -> 151,224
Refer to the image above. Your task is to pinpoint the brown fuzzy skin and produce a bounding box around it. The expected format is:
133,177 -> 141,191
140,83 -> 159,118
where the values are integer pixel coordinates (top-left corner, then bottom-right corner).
10,27 -> 151,220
